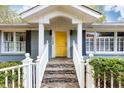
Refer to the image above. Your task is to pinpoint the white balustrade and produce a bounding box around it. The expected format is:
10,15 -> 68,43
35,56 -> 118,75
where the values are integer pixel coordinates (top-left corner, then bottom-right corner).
0,53 -> 36,88
73,41 -> 85,88
22,53 -> 33,88
86,54 -> 95,88
36,41 -> 49,88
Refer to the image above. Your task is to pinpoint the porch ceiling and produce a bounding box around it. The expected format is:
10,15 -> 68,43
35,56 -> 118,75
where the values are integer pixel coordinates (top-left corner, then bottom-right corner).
45,16 -> 76,31
20,5 -> 102,23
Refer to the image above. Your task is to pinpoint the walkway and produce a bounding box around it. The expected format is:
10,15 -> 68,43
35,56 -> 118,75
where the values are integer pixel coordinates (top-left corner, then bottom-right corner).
41,58 -> 79,88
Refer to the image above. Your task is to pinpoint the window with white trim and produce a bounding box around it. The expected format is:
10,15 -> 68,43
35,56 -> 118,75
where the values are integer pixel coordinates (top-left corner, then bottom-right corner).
86,32 -> 114,52
86,32 -> 95,52
2,32 -> 26,53
117,32 -> 124,51
96,32 -> 114,52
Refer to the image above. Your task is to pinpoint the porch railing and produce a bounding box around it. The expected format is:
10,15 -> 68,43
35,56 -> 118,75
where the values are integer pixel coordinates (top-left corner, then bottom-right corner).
35,41 -> 49,88
0,53 -> 36,88
86,56 -> 124,88
73,41 -> 85,88
0,41 -> 49,88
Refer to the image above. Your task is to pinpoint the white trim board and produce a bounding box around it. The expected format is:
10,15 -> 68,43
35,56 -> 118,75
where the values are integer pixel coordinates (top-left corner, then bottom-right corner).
20,5 -> 102,20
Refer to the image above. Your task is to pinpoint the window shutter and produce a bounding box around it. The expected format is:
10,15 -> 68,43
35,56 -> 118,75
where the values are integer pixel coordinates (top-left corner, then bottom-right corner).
26,30 -> 31,54
82,30 -> 86,55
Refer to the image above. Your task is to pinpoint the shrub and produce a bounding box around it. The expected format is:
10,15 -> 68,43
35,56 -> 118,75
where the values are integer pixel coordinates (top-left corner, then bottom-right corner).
0,61 -> 22,69
89,58 -> 124,87
0,61 -> 22,88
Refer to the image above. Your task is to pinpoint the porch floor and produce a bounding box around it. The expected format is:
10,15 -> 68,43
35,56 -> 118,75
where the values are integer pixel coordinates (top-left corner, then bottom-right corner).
41,58 -> 79,88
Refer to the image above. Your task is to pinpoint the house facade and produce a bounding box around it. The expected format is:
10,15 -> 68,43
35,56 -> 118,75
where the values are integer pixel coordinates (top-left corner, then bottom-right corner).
0,5 -> 124,62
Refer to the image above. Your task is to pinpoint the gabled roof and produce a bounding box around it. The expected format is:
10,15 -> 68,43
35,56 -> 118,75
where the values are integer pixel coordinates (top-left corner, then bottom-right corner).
81,5 -> 102,15
20,5 -> 103,21
20,5 -> 39,15
20,5 -> 102,16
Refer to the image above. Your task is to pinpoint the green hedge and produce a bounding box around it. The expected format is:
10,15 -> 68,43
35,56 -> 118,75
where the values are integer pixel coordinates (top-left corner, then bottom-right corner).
0,61 -> 22,69
89,58 -> 124,87
0,61 -> 22,88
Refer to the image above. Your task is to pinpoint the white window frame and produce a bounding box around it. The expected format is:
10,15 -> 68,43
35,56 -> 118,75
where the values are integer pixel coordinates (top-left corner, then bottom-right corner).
86,31 -> 124,54
117,37 -> 124,53
1,31 -> 26,54
96,36 -> 114,52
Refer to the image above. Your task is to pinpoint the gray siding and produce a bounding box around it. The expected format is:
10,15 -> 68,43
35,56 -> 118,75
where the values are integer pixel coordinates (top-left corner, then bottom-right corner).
70,30 -> 77,58
31,31 -> 38,59
0,31 -> 25,62
44,30 -> 52,58
31,30 -> 52,59
0,54 -> 25,62
82,30 -> 86,55
0,31 -> 1,53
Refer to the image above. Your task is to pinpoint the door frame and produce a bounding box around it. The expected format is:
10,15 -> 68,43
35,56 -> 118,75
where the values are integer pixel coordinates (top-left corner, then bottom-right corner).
52,30 -> 70,58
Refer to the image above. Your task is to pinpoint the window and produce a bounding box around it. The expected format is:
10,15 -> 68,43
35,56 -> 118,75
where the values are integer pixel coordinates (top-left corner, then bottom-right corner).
96,32 -> 114,52
86,32 -> 114,52
86,32 -> 95,52
16,32 -> 26,52
4,32 -> 14,52
2,32 -> 26,53
117,32 -> 124,51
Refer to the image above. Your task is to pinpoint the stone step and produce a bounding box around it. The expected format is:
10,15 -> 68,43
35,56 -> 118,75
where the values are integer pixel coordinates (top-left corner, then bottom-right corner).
48,62 -> 73,65
46,67 -> 75,71
42,78 -> 78,83
47,64 -> 74,68
41,82 -> 79,88
41,58 -> 79,88
43,74 -> 77,79
44,70 -> 76,74
48,59 -> 73,65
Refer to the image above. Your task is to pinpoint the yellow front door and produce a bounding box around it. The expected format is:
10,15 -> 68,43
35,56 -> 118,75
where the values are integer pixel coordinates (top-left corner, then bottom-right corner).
55,31 -> 67,57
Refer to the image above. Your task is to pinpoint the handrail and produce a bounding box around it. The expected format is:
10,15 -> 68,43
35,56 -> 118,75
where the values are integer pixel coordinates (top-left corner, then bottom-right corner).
0,63 -> 35,72
36,41 -> 49,88
73,41 -> 85,88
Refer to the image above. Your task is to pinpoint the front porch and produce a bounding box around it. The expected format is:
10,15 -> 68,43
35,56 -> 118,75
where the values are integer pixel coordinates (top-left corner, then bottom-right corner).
38,16 -> 84,58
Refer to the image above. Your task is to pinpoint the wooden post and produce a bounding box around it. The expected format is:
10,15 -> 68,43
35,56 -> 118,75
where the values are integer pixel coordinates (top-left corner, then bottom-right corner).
86,54 -> 95,88
80,59 -> 85,88
77,23 -> 82,57
22,53 -> 33,88
38,23 -> 44,57
35,56 -> 40,88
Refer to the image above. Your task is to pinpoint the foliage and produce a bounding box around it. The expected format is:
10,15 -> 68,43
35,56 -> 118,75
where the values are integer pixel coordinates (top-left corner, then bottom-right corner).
0,61 -> 22,69
87,5 -> 105,14
0,61 -> 23,88
0,5 -> 24,24
87,5 -> 106,23
89,58 -> 124,81
96,16 -> 106,23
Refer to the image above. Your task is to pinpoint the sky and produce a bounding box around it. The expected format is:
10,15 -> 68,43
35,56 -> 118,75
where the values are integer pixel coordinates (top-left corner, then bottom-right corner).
9,5 -> 124,22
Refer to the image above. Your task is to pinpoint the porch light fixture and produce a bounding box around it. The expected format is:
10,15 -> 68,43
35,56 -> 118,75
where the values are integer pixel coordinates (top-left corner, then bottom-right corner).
70,30 -> 73,35
49,30 -> 52,36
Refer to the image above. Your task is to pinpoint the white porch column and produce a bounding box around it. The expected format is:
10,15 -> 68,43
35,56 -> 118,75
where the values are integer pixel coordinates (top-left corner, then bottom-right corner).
38,23 -> 44,56
77,23 -> 82,57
